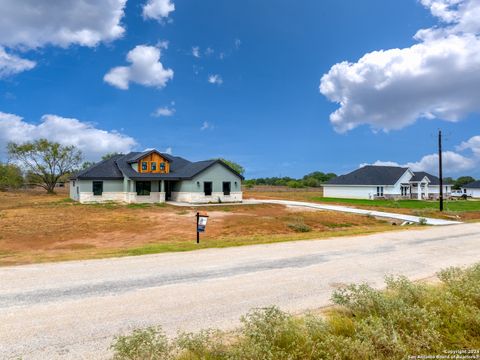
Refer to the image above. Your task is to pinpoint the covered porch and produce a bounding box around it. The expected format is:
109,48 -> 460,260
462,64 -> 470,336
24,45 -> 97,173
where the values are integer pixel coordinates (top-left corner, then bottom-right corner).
123,178 -> 179,203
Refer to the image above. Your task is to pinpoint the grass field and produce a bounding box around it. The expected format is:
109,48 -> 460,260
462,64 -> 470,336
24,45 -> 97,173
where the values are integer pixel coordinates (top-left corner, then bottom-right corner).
112,263 -> 480,360
244,186 -> 480,221
0,189 -> 400,266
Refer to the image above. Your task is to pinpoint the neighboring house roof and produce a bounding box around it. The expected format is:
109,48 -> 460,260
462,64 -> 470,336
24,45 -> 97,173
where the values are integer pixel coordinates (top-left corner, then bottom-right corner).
73,151 -> 244,181
463,180 -> 480,189
71,155 -> 124,180
325,165 -> 410,186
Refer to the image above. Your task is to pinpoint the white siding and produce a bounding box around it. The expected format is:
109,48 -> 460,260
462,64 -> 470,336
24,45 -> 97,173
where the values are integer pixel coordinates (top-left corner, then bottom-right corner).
323,185 -> 378,199
389,170 -> 414,195
464,188 -> 480,198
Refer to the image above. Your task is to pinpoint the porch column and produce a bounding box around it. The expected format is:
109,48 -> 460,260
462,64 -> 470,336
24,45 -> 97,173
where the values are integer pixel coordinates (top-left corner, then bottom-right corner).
418,184 -> 422,200
425,183 -> 429,199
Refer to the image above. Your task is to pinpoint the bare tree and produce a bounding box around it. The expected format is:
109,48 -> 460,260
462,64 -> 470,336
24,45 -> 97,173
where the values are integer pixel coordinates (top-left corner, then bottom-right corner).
8,139 -> 82,193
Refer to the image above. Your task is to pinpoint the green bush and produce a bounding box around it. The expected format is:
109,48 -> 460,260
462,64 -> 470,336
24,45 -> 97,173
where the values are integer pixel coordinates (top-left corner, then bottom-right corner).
111,264 -> 480,360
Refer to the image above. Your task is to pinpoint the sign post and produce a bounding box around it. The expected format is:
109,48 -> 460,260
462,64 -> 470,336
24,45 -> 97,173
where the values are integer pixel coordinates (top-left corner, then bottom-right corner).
196,212 -> 209,244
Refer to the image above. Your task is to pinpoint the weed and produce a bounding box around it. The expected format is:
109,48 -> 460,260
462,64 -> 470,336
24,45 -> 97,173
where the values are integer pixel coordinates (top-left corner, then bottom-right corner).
112,263 -> 480,360
418,217 -> 428,225
288,222 -> 312,232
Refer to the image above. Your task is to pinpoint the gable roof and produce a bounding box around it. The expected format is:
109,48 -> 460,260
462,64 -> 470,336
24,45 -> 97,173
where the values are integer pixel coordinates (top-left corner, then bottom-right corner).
410,171 -> 453,186
325,165 -> 410,186
71,155 -> 124,180
73,151 -> 244,181
463,180 -> 480,189
125,150 -> 174,163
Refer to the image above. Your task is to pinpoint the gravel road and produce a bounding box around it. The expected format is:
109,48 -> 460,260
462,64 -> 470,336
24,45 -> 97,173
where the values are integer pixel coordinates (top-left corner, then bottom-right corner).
1,223 -> 479,359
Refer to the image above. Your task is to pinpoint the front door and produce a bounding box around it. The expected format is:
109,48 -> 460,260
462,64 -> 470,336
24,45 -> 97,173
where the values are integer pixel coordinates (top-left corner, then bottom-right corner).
165,181 -> 172,201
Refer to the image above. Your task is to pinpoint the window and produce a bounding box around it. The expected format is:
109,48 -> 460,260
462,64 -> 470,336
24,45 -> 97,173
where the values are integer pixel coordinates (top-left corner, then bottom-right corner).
76,187 -> 79,195
204,182 -> 213,196
160,162 -> 166,171
151,162 -> 157,171
376,186 -> 384,197
223,182 -> 231,196
72,181 -> 76,187
136,181 -> 151,196
92,181 -> 103,196
142,162 -> 148,171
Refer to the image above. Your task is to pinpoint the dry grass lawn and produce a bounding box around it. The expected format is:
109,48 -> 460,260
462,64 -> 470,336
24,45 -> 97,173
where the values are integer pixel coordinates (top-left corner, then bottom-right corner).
0,189 -> 403,266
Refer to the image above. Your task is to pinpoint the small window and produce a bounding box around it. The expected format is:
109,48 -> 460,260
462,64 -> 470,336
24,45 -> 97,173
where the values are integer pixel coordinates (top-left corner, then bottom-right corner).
204,182 -> 213,196
151,162 -> 157,171
92,181 -> 103,196
223,182 -> 231,196
76,187 -> 79,195
160,162 -> 166,171
142,162 -> 148,171
136,181 -> 151,196
72,180 -> 76,187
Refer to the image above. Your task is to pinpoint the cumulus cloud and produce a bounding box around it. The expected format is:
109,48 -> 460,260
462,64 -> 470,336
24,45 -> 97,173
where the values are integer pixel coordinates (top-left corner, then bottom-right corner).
208,74 -> 223,85
200,121 -> 213,131
152,106 -> 175,117
320,0 -> 480,133
367,151 -> 475,174
142,0 -> 175,22
192,46 -> 201,58
0,47 -> 35,78
0,0 -> 126,49
164,146 -> 173,155
363,133 -> 480,175
104,45 -> 173,90
0,111 -> 136,160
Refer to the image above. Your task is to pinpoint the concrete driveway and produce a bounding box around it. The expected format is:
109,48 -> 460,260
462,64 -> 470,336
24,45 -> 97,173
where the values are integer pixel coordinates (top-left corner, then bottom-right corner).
254,199 -> 462,225
1,223 -> 479,359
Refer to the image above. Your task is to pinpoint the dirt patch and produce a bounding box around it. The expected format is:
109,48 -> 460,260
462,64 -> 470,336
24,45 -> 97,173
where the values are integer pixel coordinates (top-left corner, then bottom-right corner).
0,190 -> 397,266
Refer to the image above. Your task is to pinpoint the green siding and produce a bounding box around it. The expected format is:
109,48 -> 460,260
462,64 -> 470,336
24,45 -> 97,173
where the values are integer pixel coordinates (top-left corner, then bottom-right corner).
78,180 -> 124,192
175,163 -> 241,193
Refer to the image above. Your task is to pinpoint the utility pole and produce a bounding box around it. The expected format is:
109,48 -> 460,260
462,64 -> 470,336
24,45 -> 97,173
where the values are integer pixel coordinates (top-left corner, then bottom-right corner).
438,130 -> 444,212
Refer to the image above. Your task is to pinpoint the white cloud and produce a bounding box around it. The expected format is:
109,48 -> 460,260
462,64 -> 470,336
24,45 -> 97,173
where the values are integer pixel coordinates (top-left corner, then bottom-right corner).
366,151 -> 475,175
152,106 -> 175,117
164,147 -> 173,155
192,46 -> 201,58
0,0 -> 126,49
104,45 -> 173,90
457,135 -> 480,156
0,46 -> 35,78
205,47 -> 214,56
201,121 -> 213,131
208,74 -> 223,85
320,0 -> 480,133
0,111 -> 136,160
234,38 -> 241,49
142,0 -> 175,22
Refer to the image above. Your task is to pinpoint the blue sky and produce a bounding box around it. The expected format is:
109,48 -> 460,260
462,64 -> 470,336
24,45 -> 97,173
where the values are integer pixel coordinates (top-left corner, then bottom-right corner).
0,0 -> 479,178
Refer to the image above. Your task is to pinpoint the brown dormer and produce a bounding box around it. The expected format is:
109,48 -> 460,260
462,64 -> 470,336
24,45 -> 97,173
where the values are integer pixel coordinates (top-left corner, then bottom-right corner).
136,151 -> 170,174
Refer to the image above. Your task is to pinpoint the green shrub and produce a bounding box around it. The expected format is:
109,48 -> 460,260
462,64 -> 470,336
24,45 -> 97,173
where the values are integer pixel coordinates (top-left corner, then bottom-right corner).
287,222 -> 312,233
111,327 -> 171,360
111,264 -> 480,360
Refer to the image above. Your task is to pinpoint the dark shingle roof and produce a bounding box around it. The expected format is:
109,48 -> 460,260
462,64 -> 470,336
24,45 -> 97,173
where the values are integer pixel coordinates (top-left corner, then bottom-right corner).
463,180 -> 480,189
326,165 -> 410,186
71,155 -> 124,180
73,150 -> 244,181
411,172 -> 454,185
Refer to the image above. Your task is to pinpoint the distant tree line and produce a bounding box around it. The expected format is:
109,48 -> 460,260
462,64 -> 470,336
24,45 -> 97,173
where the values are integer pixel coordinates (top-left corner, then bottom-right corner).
244,171 -> 338,189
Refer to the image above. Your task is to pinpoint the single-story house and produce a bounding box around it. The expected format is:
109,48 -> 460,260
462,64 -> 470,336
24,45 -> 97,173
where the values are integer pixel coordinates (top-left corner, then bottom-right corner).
323,165 -> 452,200
462,181 -> 480,198
70,149 -> 243,204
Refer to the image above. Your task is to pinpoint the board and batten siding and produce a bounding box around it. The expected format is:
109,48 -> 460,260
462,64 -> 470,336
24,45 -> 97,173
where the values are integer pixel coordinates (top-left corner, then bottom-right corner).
171,162 -> 242,203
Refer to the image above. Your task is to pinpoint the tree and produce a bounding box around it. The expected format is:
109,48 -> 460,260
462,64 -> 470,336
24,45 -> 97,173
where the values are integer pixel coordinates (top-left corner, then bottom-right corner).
217,158 -> 245,175
101,152 -> 123,161
0,163 -> 24,191
453,176 -> 476,190
8,139 -> 82,193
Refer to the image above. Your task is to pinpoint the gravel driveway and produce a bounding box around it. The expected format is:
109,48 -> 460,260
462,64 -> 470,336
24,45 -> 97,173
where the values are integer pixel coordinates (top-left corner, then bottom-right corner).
1,223 -> 479,359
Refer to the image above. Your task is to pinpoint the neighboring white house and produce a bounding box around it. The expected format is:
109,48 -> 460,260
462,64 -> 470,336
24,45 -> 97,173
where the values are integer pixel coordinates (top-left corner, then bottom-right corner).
462,181 -> 480,198
323,165 -> 452,200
